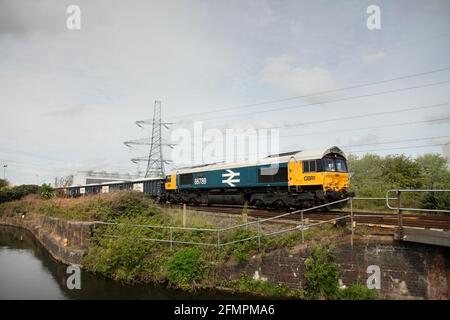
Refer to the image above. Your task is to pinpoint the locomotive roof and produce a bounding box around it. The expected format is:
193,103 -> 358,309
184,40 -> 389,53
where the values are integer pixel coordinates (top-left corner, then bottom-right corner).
170,146 -> 346,175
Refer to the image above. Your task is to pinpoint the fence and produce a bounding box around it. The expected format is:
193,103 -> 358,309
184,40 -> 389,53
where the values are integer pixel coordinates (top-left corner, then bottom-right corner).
94,198 -> 352,249
385,189 -> 450,238
93,190 -> 450,249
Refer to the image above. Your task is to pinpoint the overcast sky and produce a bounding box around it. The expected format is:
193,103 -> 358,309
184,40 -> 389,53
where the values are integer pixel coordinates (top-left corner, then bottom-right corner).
1,0 -> 450,185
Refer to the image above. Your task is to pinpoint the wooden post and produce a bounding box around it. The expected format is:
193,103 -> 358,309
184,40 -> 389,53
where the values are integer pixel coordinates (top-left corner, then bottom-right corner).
397,190 -> 403,239
300,210 -> 304,243
350,197 -> 354,248
257,219 -> 261,251
182,203 -> 187,228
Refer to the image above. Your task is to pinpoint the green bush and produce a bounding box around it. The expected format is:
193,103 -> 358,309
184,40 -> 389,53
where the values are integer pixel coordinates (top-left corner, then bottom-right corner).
303,243 -> 378,300
39,184 -> 54,199
105,192 -> 159,220
226,229 -> 259,264
166,248 -> 202,290
339,283 -> 378,300
224,275 -> 296,298
84,217 -> 166,284
0,179 -> 8,190
0,184 -> 39,204
304,243 -> 339,299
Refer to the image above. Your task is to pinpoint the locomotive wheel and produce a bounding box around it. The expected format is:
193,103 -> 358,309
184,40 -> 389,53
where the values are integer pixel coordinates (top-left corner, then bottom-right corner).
254,199 -> 265,208
273,199 -> 286,210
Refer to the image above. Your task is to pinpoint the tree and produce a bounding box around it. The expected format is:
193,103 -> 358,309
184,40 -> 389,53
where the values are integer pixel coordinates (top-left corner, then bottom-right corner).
347,154 -> 385,197
416,154 -> 450,188
0,179 -> 9,190
381,155 -> 424,189
416,154 -> 450,210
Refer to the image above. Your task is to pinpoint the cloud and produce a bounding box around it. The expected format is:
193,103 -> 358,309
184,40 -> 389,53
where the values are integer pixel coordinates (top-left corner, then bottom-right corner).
0,0 -> 66,35
343,134 -> 380,148
42,105 -> 86,117
260,55 -> 337,100
362,50 -> 386,64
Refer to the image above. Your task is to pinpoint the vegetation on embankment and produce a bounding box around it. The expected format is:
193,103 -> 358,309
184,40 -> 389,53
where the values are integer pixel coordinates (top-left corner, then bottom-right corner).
0,191 -> 159,221
348,153 -> 450,211
0,191 -> 376,299
0,180 -> 54,204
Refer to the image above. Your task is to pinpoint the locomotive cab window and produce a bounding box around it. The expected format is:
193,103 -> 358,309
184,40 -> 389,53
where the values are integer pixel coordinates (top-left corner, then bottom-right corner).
324,158 -> 336,172
335,159 -> 347,172
322,155 -> 348,173
302,160 -> 320,173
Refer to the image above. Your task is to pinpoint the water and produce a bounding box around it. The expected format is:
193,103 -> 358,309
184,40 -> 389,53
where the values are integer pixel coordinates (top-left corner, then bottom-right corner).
0,225 -> 252,300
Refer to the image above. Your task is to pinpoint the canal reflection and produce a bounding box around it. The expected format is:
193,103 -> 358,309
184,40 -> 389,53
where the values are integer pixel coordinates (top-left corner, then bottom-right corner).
0,225 -> 254,300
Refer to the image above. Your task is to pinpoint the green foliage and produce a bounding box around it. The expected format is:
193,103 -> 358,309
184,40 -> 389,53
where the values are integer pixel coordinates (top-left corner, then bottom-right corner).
0,191 -> 161,221
104,191 -> 159,220
348,153 -> 450,211
83,216 -> 167,284
303,243 -> 378,300
225,229 -> 259,264
382,155 -> 424,189
84,215 -> 216,289
0,184 -> 39,204
421,191 -> 450,211
224,275 -> 298,298
39,184 -> 54,199
166,248 -> 203,290
0,179 -> 9,190
416,154 -> 450,187
339,283 -> 378,300
304,243 -> 339,299
416,154 -> 450,210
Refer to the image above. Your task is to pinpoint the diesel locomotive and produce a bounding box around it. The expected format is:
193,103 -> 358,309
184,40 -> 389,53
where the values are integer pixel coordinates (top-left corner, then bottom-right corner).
63,146 -> 352,209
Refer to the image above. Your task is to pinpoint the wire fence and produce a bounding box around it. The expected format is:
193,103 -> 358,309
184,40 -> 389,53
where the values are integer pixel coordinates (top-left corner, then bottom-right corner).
93,198 -> 352,249
92,189 -> 450,249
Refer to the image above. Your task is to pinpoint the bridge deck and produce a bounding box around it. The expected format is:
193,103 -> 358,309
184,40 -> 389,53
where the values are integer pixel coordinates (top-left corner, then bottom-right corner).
395,227 -> 450,247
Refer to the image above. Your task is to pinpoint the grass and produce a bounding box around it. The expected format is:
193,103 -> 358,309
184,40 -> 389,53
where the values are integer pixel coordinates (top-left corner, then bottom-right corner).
222,275 -> 304,299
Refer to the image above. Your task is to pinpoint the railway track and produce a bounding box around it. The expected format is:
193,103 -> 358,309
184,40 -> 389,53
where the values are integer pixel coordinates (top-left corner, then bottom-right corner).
162,204 -> 450,230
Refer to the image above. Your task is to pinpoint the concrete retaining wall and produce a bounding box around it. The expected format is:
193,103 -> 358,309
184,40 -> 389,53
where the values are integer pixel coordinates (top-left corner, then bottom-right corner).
0,214 -> 94,265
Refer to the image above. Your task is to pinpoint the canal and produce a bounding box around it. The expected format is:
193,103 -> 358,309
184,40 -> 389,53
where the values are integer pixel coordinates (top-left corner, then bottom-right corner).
0,225 -> 252,300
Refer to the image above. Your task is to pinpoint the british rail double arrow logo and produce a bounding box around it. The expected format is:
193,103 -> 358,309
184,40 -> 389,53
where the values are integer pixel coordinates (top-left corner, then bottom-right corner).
222,169 -> 240,187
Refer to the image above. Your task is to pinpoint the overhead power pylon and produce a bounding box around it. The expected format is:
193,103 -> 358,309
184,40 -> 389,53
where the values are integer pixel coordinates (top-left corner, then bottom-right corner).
124,100 -> 175,178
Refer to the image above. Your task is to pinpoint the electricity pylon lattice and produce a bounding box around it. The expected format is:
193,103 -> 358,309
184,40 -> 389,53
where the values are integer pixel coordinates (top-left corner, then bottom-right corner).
124,100 -> 174,178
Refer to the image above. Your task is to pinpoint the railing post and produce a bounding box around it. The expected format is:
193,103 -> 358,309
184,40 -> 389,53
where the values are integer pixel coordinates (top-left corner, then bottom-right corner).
350,197 -> 354,248
300,209 -> 304,243
182,203 -> 187,228
257,219 -> 261,251
169,227 -> 173,251
217,229 -> 220,249
397,190 -> 403,239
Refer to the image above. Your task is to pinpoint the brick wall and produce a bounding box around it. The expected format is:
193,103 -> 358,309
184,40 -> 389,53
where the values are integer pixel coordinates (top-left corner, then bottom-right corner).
219,235 -> 448,300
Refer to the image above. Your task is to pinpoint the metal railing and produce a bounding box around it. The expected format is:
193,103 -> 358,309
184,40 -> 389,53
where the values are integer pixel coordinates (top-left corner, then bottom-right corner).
386,189 -> 450,213
93,190 -> 450,249
93,198 -> 353,249
385,189 -> 450,238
